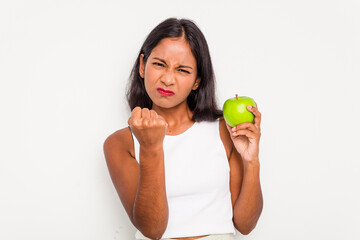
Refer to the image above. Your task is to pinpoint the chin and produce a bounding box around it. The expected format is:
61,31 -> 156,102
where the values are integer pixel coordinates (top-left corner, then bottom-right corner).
151,100 -> 183,110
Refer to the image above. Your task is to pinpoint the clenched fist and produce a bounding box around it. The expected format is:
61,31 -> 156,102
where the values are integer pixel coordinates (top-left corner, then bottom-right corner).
128,107 -> 168,149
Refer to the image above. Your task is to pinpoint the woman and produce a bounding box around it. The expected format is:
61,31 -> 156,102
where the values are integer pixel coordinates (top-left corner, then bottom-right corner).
103,18 -> 263,240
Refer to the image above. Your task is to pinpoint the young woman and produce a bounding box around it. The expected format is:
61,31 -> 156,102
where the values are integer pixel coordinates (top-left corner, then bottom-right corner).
103,18 -> 263,240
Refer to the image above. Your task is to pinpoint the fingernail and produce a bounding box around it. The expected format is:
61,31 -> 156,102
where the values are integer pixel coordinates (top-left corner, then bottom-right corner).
247,105 -> 252,110
232,127 -> 236,131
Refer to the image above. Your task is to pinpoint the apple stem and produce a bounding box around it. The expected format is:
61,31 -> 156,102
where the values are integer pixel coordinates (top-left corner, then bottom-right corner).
236,94 -> 238,100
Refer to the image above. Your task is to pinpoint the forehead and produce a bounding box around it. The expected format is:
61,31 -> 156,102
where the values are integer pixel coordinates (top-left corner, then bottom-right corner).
150,37 -> 196,65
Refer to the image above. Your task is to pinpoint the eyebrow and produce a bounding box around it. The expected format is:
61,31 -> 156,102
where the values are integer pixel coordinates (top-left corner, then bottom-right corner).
153,57 -> 193,69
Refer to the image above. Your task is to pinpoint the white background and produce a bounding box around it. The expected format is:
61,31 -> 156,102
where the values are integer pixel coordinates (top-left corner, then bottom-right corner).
1,0 -> 359,239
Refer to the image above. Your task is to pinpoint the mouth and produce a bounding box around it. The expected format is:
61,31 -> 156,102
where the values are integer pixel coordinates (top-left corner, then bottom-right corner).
157,88 -> 175,97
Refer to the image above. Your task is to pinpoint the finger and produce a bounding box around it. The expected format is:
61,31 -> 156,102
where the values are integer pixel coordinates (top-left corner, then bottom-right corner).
130,107 -> 142,126
252,107 -> 262,129
232,129 -> 257,139
150,110 -> 164,127
247,105 -> 262,129
132,107 -> 142,119
149,110 -> 158,119
225,121 -> 241,136
141,108 -> 150,119
232,122 -> 257,132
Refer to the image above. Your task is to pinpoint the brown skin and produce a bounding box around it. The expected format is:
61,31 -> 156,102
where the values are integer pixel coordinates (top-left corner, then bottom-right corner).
103,37 -> 263,239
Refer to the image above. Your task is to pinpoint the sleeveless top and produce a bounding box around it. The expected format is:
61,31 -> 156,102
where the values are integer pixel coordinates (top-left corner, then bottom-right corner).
130,118 -> 236,239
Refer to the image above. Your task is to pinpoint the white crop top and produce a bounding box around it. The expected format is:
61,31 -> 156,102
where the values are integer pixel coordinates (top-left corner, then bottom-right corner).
131,118 -> 236,239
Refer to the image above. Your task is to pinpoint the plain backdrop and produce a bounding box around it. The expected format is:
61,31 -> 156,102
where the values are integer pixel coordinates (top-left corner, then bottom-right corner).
1,0 -> 359,239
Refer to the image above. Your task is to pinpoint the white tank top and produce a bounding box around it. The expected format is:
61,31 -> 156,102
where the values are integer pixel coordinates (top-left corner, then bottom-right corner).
131,118 -> 236,239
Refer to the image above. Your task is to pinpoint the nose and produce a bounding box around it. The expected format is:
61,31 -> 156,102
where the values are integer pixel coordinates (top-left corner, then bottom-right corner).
161,70 -> 175,87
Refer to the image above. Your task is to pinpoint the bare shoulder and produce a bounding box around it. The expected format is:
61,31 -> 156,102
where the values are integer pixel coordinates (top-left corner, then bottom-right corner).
218,117 -> 233,160
103,126 -> 135,159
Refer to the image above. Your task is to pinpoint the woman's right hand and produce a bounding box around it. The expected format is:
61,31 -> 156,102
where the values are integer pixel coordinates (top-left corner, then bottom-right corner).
128,107 -> 168,149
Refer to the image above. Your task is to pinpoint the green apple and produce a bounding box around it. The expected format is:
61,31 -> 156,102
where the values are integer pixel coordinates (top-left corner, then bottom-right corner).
223,95 -> 256,127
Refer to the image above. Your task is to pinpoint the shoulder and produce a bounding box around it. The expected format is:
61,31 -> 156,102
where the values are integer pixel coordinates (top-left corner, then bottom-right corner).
103,126 -> 135,159
218,117 -> 233,160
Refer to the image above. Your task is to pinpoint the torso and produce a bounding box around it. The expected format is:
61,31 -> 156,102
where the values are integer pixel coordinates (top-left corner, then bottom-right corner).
114,117 -> 234,240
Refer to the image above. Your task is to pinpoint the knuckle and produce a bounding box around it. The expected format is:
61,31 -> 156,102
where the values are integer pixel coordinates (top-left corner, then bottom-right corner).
152,120 -> 158,126
157,121 -> 166,129
243,122 -> 251,128
142,119 -> 149,126
133,119 -> 141,127
150,119 -> 158,127
154,119 -> 163,126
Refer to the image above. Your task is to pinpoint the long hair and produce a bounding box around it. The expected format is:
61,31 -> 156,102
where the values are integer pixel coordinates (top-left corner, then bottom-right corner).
126,18 -> 222,121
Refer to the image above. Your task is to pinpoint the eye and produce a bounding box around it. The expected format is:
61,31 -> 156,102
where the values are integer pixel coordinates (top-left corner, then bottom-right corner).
178,69 -> 190,74
153,62 -> 164,67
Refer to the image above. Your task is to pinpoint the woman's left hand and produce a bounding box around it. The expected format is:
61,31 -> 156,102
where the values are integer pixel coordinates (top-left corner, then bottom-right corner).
225,104 -> 262,163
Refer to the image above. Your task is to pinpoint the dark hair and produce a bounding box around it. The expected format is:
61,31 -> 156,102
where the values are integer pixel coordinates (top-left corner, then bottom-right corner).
126,18 -> 222,121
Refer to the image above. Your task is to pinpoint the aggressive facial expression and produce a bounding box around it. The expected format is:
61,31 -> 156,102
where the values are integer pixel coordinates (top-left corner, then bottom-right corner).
139,37 -> 200,109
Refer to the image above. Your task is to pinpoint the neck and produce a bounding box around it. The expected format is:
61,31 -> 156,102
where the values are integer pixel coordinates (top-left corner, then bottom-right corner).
151,102 -> 194,128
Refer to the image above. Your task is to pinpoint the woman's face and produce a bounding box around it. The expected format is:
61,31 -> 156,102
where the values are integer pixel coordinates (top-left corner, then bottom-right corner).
139,37 -> 200,109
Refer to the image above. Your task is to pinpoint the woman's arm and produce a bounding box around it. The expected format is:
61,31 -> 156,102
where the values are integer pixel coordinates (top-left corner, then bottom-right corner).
104,119 -> 169,240
133,145 -> 169,239
224,104 -> 263,234
103,130 -> 168,239
230,149 -> 263,235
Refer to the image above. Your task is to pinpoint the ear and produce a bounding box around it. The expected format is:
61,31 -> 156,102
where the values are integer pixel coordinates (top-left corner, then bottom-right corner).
139,54 -> 145,78
192,77 -> 201,90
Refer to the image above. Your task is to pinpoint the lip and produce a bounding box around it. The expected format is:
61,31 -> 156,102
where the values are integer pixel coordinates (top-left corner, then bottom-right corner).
157,88 -> 175,97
